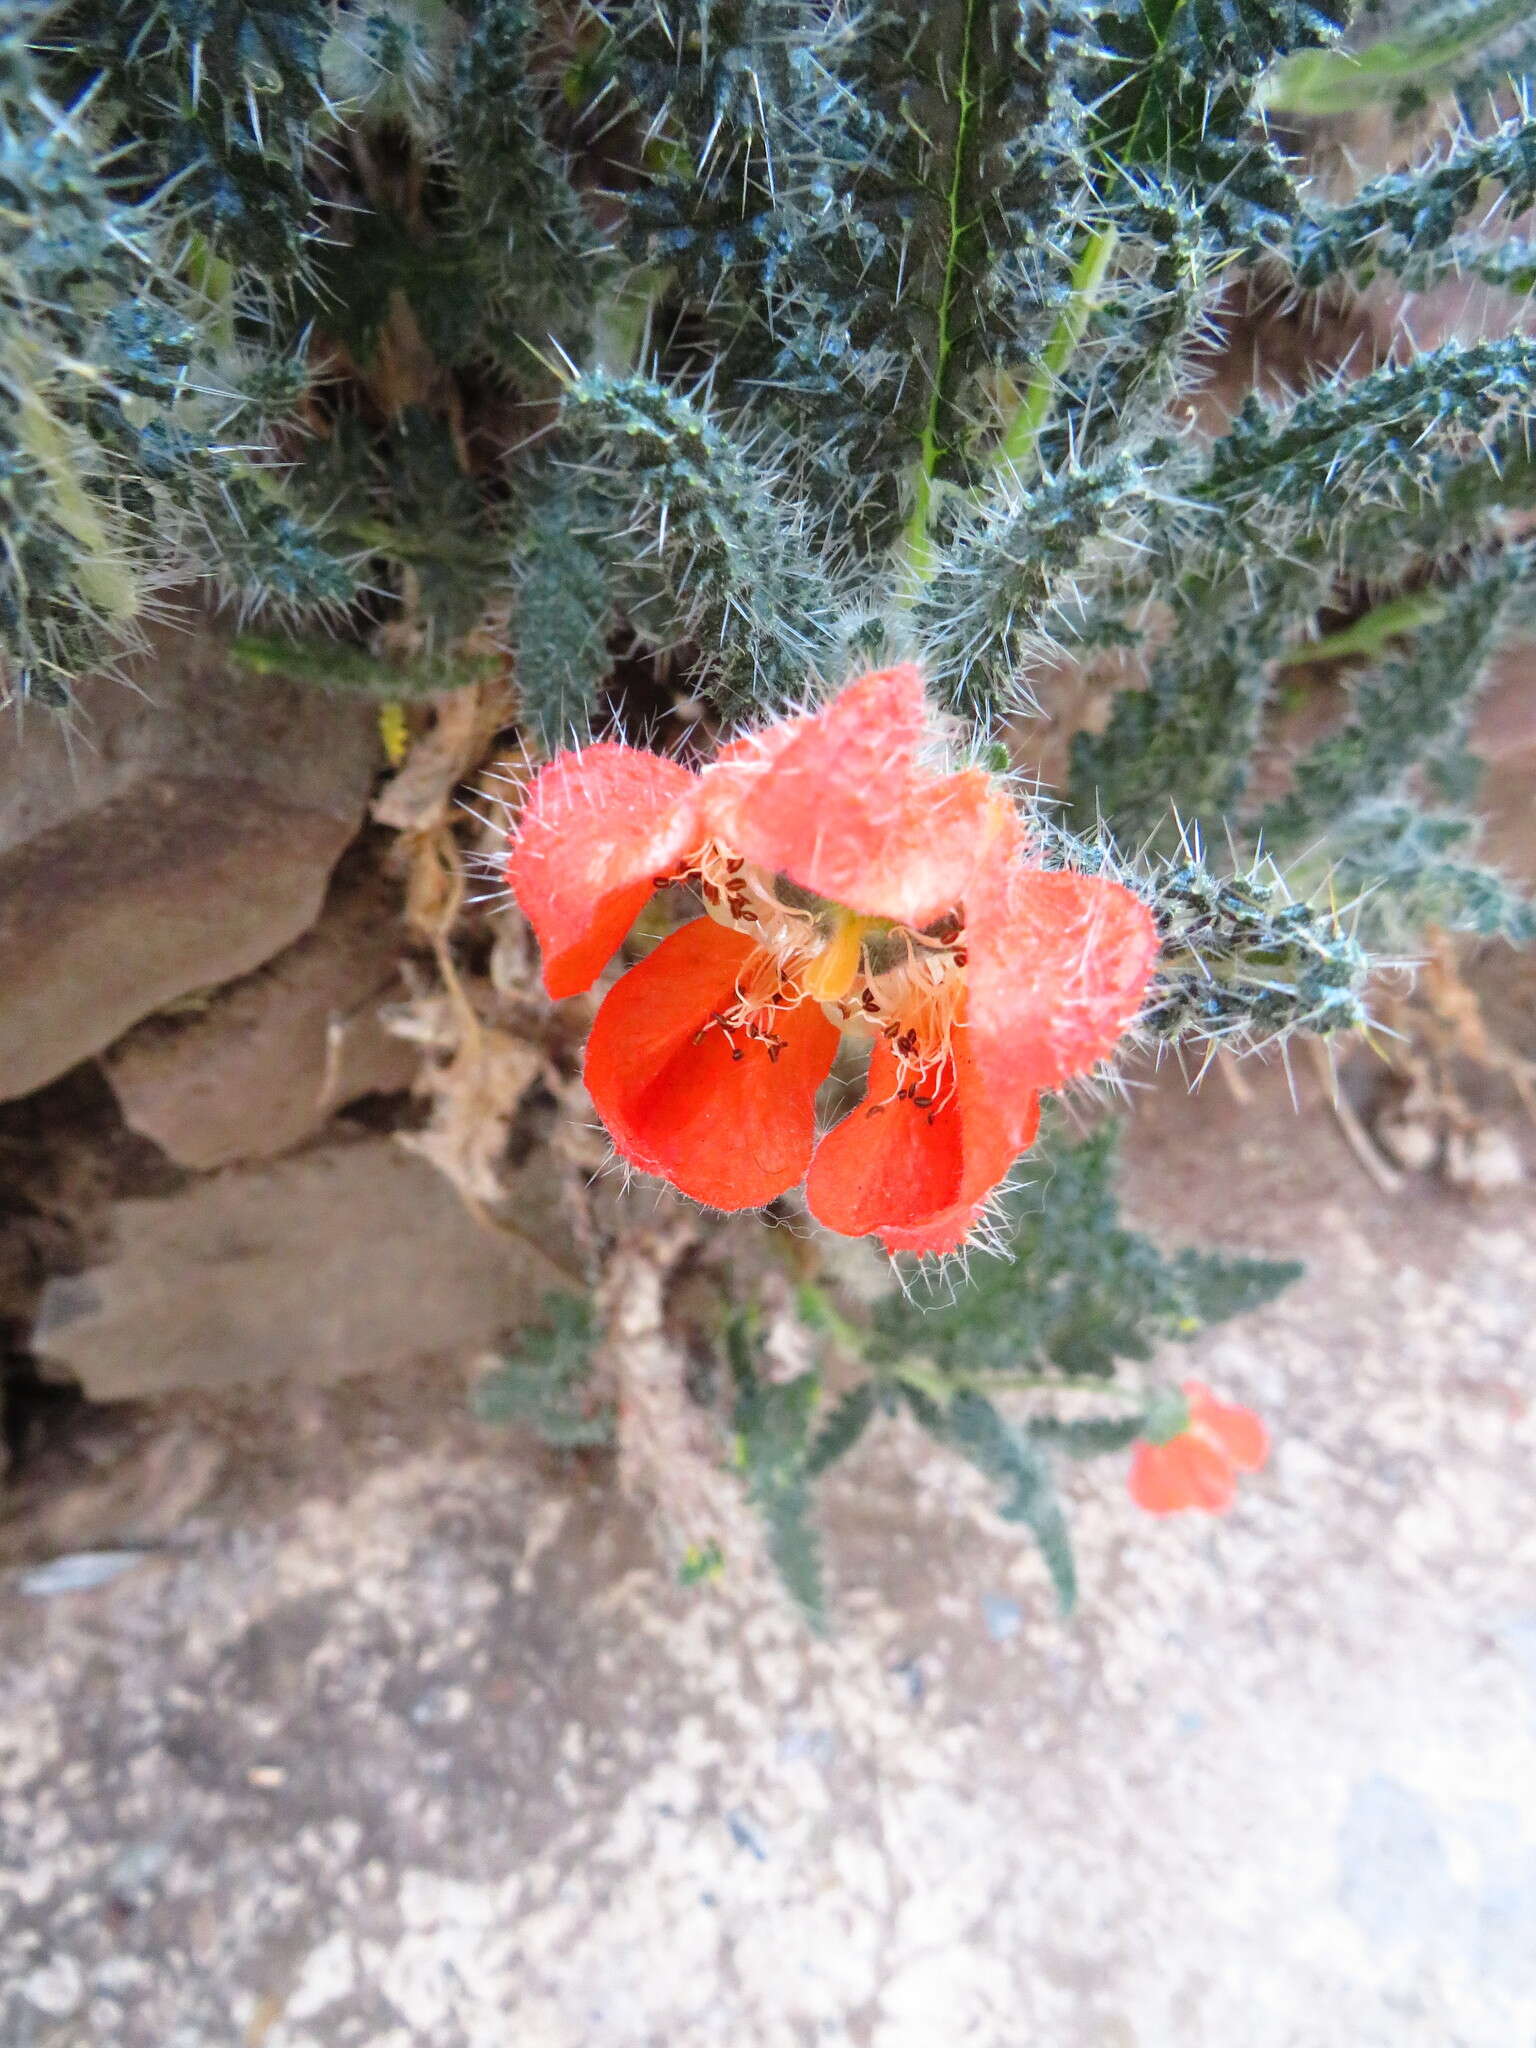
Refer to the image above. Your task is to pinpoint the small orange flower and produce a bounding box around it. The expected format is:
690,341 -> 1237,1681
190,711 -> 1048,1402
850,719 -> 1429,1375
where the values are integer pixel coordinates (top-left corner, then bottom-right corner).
1128,1380 -> 1269,1515
506,665 -> 1157,1253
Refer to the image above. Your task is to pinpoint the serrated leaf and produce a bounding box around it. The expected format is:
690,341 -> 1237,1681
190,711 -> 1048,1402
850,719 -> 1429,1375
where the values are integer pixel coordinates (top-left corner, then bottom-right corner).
805,1381 -> 879,1478
472,1294 -> 613,1447
730,1343 -> 828,1627
876,1110 -> 1299,1384
911,1388 -> 1077,1612
1025,1414 -> 1148,1458
1169,1252 -> 1303,1328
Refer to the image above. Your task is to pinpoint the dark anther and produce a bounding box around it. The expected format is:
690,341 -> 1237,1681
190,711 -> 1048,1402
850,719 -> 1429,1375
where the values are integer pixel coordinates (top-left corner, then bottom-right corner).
952,949 -> 968,967
730,1047 -> 745,1062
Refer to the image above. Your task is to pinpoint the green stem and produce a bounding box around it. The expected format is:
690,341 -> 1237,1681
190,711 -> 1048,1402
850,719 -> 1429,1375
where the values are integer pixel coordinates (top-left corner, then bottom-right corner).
996,225 -> 1118,475
1273,590 -> 1449,668
899,0 -> 982,585
897,224 -> 1119,597
892,1359 -> 1145,1405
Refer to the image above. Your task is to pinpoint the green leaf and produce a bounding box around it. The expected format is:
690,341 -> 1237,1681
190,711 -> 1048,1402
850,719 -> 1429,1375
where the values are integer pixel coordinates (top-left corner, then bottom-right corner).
1261,0 -> 1532,113
510,471 -> 615,746
1262,559 -> 1523,850
874,1110 -> 1300,1378
905,1386 -> 1077,1612
557,373 -> 829,713
1290,114 -> 1536,289
1085,0 -> 1348,240
730,1337 -> 828,1627
1168,1252 -> 1303,1328
805,1382 -> 880,1478
472,1295 -> 613,1447
1025,1414 -> 1149,1458
229,632 -> 498,700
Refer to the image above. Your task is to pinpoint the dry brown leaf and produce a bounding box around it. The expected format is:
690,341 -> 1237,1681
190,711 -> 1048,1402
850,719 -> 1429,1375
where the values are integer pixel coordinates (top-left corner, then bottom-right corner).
372,679 -> 514,835
402,822 -> 467,945
1443,1121 -> 1526,1194
394,1007 -> 543,1207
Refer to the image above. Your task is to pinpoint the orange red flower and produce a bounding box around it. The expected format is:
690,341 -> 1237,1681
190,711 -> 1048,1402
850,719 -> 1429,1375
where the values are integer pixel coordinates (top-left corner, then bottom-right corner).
507,665 -> 1157,1254
1128,1380 -> 1270,1515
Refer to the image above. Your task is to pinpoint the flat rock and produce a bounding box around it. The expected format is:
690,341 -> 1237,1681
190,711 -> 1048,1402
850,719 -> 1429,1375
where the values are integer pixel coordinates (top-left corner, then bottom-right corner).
0,618 -> 378,1102
30,1136 -> 569,1399
101,842 -> 418,1169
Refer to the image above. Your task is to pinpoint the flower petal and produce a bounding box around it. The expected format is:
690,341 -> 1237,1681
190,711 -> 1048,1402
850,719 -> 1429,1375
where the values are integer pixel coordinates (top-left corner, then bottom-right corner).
707,666 -> 1010,926
966,862 -> 1159,1097
805,1027 -> 1032,1246
507,744 -> 700,999
1186,1381 -> 1269,1472
1128,1434 -> 1236,1515
877,1094 -> 1042,1258
585,917 -> 838,1211
1128,1441 -> 1188,1515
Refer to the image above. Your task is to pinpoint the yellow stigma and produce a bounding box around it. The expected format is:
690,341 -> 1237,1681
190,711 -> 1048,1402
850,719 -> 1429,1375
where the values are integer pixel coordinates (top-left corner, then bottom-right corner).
798,912 -> 872,1003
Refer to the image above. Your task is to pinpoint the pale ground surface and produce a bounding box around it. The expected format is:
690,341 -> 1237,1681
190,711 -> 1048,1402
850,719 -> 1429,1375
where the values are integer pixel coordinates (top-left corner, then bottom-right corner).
1,1057 -> 1534,2048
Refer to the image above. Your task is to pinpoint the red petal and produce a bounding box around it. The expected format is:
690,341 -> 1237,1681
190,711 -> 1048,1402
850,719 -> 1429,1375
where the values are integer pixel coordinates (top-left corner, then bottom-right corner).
1128,1434 -> 1236,1515
1186,1381 -> 1269,1472
585,917 -> 838,1211
966,862 -> 1159,1097
1128,1441 -> 1188,1515
877,1094 -> 1042,1257
507,744 -> 700,999
805,1027 -> 1033,1246
706,666 -> 1011,926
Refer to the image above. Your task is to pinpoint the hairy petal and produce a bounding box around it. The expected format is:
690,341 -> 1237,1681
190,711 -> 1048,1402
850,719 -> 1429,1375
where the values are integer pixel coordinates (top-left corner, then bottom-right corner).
507,744 -> 700,999
967,864 -> 1159,1098
877,1093 -> 1042,1258
585,918 -> 839,1211
805,1029 -> 1030,1246
1128,1433 -> 1237,1515
1186,1381 -> 1269,1471
707,666 -> 1011,926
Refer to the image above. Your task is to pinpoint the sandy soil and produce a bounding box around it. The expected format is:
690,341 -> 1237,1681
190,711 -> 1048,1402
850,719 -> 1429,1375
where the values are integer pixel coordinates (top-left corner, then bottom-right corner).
1,1038 -> 1533,2048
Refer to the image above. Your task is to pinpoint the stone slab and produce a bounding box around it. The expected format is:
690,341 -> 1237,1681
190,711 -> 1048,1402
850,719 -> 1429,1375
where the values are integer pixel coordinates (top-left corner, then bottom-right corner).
0,620 -> 379,1102
101,845 -> 418,1169
30,1136 -> 568,1399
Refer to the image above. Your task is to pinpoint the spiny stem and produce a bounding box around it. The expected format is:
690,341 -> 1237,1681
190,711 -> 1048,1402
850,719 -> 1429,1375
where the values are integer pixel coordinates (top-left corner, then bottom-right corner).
996,225 -> 1118,475
900,0 -> 982,586
898,224 -> 1120,595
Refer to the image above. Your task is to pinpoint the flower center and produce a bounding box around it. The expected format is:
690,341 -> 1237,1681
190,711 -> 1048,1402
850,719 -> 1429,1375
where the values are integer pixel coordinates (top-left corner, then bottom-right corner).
798,910 -> 878,1004
678,841 -> 968,1093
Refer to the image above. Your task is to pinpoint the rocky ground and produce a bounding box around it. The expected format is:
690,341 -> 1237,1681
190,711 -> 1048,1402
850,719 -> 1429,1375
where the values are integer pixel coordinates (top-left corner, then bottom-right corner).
1,1045 -> 1533,2048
